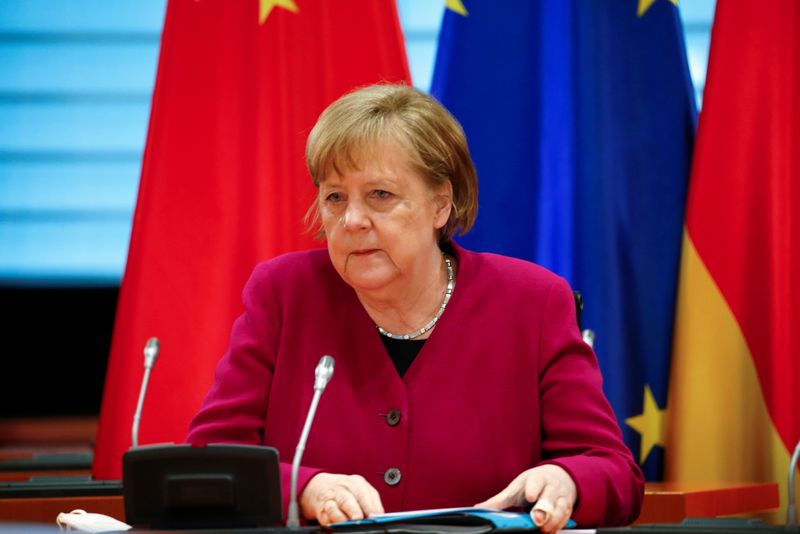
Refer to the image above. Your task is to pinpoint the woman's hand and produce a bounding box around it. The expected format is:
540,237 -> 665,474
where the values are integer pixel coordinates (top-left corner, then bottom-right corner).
474,465 -> 577,533
300,473 -> 385,526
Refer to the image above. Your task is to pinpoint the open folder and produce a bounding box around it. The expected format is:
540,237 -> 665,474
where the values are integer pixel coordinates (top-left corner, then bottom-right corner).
329,507 -> 576,532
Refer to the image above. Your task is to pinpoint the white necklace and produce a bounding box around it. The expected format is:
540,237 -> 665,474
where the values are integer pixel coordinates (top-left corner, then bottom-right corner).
377,256 -> 455,340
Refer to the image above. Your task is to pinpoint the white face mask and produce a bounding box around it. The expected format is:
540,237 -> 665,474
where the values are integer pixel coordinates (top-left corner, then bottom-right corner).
56,509 -> 131,532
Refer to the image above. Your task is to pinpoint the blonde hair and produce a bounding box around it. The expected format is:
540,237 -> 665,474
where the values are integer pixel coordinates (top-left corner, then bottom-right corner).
305,84 -> 478,242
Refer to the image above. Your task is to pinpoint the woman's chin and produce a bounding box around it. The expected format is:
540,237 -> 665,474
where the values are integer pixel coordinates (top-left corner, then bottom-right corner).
343,272 -> 395,294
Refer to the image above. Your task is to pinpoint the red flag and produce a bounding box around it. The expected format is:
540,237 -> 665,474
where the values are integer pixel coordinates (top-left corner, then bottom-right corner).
93,0 -> 409,479
666,0 -> 800,521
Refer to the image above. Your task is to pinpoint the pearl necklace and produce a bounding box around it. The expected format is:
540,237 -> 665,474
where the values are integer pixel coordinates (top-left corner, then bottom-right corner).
377,256 -> 455,340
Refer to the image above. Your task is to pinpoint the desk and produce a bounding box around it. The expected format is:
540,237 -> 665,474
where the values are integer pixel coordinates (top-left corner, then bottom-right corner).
635,482 -> 779,524
0,418 -> 95,483
0,481 -> 781,525
0,495 -> 124,525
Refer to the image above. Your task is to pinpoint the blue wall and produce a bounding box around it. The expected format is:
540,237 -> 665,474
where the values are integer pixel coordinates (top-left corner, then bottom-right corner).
0,0 -> 163,284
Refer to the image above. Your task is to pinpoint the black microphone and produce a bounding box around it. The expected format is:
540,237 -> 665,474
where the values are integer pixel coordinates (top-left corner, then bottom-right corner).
287,355 -> 335,527
131,337 -> 160,449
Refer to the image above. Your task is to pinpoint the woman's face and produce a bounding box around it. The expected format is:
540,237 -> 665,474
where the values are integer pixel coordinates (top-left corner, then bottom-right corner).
319,142 -> 451,296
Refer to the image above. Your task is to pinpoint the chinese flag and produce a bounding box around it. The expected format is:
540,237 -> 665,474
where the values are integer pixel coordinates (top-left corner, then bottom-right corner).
93,0 -> 409,479
666,0 -> 799,521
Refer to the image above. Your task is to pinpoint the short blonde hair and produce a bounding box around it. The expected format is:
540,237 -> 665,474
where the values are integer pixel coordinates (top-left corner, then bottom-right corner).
305,84 -> 478,242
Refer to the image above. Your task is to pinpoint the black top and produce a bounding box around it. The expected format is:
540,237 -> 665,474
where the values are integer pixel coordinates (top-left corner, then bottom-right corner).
379,335 -> 426,377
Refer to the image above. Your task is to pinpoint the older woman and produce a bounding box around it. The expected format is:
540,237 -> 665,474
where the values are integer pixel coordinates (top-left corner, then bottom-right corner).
186,84 -> 644,532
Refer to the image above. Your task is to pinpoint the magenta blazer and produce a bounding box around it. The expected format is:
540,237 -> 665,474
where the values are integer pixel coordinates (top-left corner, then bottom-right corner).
186,244 -> 644,526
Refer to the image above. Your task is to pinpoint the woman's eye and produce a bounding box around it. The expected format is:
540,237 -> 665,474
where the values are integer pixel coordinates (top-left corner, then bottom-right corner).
325,192 -> 343,202
371,189 -> 393,200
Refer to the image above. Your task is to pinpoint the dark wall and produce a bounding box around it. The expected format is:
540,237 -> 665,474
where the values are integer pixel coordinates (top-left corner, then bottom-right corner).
1,286 -> 118,418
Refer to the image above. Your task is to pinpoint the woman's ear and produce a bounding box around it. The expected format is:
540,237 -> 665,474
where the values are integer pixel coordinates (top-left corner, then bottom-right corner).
433,180 -> 454,230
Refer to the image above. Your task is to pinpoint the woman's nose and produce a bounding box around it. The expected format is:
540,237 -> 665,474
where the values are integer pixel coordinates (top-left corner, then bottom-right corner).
342,202 -> 370,230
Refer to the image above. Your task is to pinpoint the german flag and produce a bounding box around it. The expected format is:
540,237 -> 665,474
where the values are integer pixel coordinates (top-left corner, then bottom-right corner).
666,0 -> 800,521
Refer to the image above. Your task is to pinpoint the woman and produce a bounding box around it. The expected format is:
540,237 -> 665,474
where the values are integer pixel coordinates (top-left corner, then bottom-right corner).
186,84 -> 644,532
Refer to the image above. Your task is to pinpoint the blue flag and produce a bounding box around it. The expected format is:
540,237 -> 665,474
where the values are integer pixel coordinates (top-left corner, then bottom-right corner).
431,0 -> 696,479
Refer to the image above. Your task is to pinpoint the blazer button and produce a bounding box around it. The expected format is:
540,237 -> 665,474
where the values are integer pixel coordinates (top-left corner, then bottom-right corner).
386,408 -> 401,427
383,467 -> 401,486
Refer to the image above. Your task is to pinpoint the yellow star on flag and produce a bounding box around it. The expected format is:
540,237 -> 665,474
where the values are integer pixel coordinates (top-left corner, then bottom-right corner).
637,0 -> 679,17
625,384 -> 667,464
260,0 -> 299,25
446,0 -> 468,17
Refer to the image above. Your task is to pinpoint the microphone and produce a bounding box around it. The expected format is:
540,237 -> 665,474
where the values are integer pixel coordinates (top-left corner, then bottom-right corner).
788,438 -> 800,526
131,337 -> 160,449
287,355 -> 335,528
581,329 -> 595,348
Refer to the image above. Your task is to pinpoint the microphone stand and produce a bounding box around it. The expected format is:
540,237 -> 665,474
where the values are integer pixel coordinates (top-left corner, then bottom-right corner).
287,355 -> 335,528
131,337 -> 160,449
788,438 -> 800,526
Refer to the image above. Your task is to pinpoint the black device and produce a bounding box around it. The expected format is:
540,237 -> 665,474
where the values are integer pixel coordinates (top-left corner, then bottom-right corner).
123,444 -> 282,529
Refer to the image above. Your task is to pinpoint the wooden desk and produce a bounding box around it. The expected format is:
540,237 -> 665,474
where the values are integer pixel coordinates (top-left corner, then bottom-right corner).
0,417 -> 97,448
0,417 -> 95,484
0,481 -> 782,525
636,481 -> 780,524
0,470 -> 91,483
0,495 -> 124,525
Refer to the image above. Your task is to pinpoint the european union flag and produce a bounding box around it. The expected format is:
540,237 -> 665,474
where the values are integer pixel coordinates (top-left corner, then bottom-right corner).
431,0 -> 696,479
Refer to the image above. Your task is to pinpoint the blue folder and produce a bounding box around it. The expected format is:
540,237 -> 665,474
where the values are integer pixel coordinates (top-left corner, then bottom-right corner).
331,507 -> 576,531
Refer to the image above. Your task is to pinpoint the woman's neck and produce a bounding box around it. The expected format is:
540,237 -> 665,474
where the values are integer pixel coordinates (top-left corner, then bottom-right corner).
356,249 -> 450,340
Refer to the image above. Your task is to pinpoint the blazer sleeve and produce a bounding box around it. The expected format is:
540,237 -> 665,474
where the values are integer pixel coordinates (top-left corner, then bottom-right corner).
535,277 -> 645,527
185,263 -> 322,518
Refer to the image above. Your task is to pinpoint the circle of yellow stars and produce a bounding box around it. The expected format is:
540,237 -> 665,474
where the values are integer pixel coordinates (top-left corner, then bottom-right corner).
446,0 -> 678,19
